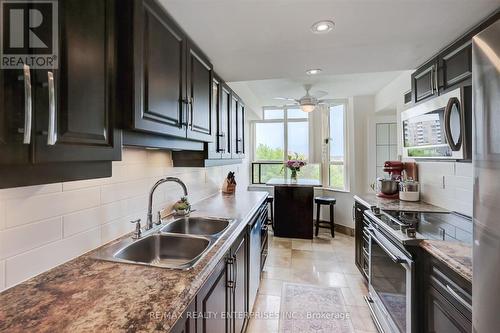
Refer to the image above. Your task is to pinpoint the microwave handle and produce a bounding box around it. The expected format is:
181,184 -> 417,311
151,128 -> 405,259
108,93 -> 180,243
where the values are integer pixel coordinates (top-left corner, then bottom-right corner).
444,97 -> 462,151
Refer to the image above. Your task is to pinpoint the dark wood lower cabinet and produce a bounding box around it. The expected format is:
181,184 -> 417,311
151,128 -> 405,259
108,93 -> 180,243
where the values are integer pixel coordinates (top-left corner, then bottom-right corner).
353,200 -> 369,280
231,234 -> 247,333
196,256 -> 229,333
170,302 -> 196,333
427,286 -> 471,333
194,230 -> 249,333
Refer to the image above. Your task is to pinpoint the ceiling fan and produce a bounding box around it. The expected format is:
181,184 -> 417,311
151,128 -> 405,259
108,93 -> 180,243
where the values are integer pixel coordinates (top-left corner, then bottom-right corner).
274,85 -> 329,113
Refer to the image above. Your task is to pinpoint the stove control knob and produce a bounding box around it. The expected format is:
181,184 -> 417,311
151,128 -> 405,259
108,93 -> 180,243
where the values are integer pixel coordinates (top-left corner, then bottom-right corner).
406,227 -> 416,238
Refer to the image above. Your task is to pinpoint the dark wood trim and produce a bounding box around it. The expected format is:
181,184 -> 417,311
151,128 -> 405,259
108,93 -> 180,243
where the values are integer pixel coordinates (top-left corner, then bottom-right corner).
122,130 -> 203,151
0,161 -> 112,189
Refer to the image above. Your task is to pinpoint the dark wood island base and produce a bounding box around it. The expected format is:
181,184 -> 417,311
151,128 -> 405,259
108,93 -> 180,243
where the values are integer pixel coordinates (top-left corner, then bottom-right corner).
266,178 -> 322,239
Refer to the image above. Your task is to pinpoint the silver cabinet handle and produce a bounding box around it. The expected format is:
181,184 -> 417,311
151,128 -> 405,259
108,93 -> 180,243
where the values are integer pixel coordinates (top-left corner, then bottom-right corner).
47,72 -> 57,145
446,284 -> 472,312
22,64 -> 32,144
434,64 -> 439,94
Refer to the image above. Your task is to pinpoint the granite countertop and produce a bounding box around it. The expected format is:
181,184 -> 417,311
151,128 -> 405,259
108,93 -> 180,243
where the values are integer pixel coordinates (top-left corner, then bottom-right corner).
420,240 -> 472,283
354,193 -> 449,213
266,178 -> 322,187
0,190 -> 268,333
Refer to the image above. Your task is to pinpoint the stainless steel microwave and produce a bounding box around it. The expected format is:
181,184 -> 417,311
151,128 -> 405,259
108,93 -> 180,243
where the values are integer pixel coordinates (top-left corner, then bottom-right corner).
401,87 -> 471,160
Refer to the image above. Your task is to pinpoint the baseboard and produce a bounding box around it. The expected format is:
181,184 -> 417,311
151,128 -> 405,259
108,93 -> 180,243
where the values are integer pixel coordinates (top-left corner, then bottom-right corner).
315,220 -> 355,237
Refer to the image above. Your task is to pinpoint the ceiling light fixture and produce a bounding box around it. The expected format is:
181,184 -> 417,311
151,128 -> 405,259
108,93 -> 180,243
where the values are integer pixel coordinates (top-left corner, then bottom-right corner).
300,104 -> 316,113
306,68 -> 322,75
311,20 -> 334,33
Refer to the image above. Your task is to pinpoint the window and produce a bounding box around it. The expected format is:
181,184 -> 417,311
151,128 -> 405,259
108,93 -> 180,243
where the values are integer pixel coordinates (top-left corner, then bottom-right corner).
328,104 -> 347,190
252,103 -> 347,189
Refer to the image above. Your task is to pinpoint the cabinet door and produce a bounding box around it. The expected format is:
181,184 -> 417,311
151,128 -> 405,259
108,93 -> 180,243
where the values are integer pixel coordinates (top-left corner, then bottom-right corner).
427,286 -> 471,333
132,0 -> 186,138
234,101 -> 245,158
170,301 -> 195,333
197,256 -> 229,333
412,60 -> 438,103
33,0 -> 120,163
207,76 -> 221,159
0,66 -> 32,165
232,235 -> 247,333
230,95 -> 238,159
220,85 -> 232,159
186,43 -> 213,142
439,41 -> 472,92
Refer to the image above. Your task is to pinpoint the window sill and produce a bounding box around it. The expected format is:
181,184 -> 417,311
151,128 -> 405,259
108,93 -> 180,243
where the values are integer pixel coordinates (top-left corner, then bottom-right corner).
320,187 -> 350,193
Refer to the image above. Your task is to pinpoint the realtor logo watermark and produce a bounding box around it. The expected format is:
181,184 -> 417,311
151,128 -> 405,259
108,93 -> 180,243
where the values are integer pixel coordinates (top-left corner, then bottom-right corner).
1,0 -> 58,69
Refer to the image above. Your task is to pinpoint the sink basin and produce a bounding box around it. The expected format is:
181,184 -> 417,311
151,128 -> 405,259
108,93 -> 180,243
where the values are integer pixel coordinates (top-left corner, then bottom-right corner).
113,234 -> 210,269
160,217 -> 230,236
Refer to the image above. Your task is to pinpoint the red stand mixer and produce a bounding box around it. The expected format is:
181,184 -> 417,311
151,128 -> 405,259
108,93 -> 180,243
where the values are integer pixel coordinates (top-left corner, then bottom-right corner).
375,161 -> 405,198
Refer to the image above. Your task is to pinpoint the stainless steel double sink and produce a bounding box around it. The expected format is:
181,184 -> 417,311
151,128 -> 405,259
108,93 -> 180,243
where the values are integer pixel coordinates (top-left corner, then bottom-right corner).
94,217 -> 234,270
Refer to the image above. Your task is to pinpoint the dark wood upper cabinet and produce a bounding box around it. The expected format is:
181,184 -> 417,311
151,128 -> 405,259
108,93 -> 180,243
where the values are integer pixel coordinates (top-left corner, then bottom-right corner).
220,84 -> 232,159
186,43 -> 213,142
127,0 -> 187,138
207,76 -> 222,159
236,101 -> 245,157
33,0 -> 121,163
0,67 -> 32,165
438,41 -> 472,93
412,59 -> 438,104
0,0 -> 119,188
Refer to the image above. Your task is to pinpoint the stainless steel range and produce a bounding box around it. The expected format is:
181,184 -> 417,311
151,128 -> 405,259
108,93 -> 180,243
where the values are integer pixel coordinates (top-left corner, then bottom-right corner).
363,208 -> 472,333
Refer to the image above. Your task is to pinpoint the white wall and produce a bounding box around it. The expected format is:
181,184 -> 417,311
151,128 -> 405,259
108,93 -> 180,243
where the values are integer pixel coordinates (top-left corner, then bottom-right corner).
0,148 -> 250,292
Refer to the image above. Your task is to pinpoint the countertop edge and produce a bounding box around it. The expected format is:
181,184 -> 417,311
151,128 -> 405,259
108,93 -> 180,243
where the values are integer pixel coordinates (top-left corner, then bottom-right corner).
420,240 -> 472,283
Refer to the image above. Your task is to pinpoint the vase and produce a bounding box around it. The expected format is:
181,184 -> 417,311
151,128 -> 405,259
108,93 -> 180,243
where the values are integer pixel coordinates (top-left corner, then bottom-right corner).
290,170 -> 298,182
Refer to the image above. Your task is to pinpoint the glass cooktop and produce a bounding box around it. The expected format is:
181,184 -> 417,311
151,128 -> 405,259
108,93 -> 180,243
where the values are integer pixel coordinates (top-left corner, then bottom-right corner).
382,210 -> 472,244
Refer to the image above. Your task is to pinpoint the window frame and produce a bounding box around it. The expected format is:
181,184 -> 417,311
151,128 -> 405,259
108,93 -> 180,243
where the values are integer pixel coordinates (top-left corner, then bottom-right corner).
251,102 -> 349,191
324,101 -> 349,192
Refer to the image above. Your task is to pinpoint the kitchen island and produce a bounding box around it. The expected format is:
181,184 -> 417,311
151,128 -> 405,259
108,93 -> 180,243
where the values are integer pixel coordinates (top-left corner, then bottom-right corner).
266,178 -> 322,239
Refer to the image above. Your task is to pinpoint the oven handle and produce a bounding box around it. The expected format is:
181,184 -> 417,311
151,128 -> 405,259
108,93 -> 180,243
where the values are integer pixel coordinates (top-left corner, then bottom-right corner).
367,229 -> 407,264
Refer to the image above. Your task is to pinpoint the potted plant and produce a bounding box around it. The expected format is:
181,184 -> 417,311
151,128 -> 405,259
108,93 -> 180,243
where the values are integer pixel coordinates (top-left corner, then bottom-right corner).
173,196 -> 191,216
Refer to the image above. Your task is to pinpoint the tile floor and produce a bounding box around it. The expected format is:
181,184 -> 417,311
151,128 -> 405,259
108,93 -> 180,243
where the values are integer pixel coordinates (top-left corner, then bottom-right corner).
246,229 -> 377,333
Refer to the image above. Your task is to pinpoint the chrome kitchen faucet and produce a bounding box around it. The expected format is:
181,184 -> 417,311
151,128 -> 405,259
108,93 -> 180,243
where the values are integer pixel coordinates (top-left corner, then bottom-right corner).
146,177 -> 188,230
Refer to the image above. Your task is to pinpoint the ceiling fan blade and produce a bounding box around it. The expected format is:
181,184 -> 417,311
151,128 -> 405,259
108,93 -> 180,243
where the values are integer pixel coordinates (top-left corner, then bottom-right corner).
273,97 -> 298,102
311,90 -> 328,99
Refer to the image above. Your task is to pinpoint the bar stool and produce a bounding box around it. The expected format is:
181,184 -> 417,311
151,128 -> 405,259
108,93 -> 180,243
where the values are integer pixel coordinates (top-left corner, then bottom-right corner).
266,196 -> 274,230
314,196 -> 336,237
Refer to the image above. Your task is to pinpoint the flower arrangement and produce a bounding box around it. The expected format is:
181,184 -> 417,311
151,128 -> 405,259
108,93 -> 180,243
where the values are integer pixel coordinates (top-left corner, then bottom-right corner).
283,154 -> 307,181
173,196 -> 191,215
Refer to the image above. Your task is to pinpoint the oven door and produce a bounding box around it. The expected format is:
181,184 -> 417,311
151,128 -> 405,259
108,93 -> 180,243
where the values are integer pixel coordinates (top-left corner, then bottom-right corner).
367,227 -> 414,333
402,88 -> 465,159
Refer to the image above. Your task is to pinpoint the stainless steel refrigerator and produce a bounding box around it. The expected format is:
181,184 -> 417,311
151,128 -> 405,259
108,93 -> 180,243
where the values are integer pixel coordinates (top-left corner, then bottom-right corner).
472,17 -> 500,333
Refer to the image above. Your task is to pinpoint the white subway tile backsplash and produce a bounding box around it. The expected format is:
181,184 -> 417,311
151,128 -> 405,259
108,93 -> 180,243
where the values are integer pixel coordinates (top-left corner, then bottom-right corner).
63,178 -> 105,192
63,207 -> 102,237
4,188 -> 100,228
100,179 -> 150,204
418,161 -> 473,216
5,227 -> 101,288
101,215 -> 138,244
455,162 -> 472,177
0,148 -> 247,290
0,260 -> 5,291
0,202 -> 5,231
0,217 -> 62,260
0,183 -> 62,200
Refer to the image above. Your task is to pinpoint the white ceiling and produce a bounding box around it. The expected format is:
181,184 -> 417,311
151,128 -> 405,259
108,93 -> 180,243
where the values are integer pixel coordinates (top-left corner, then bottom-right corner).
159,0 -> 499,82
230,71 -> 407,109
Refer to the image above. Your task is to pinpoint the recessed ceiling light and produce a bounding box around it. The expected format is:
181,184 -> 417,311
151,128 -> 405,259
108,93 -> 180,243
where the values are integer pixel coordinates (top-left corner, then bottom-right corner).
311,20 -> 334,33
306,68 -> 322,75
